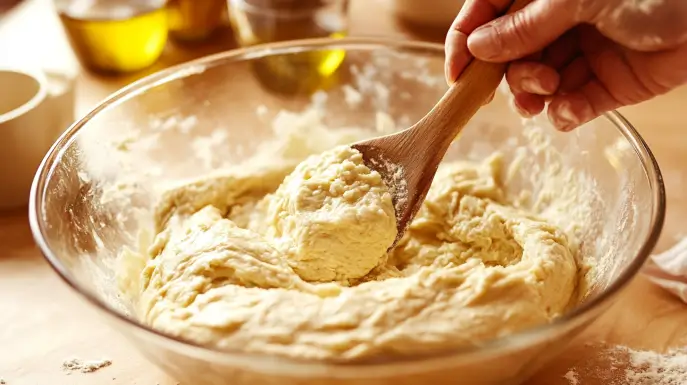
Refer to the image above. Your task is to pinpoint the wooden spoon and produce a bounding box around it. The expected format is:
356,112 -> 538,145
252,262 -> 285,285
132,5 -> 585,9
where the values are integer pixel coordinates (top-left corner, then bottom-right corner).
352,0 -> 531,245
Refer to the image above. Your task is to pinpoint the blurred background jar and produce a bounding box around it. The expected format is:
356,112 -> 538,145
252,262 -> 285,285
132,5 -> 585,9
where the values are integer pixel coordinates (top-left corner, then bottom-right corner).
228,0 -> 349,95
166,0 -> 227,43
53,0 -> 168,74
393,0 -> 465,29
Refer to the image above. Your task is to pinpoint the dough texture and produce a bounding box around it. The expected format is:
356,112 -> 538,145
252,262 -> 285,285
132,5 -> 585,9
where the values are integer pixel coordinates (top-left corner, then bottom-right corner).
120,143 -> 580,361
259,145 -> 396,282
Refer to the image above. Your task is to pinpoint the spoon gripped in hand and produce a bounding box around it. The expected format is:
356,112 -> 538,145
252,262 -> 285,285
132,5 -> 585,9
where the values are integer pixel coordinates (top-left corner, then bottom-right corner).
352,0 -> 531,246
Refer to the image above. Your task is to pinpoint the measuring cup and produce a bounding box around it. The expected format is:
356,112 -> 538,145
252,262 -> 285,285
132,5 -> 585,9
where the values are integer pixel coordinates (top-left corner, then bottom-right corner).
0,67 -> 75,210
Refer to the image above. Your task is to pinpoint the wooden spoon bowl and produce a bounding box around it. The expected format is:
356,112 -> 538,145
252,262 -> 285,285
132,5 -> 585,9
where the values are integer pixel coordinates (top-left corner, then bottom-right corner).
352,0 -> 531,245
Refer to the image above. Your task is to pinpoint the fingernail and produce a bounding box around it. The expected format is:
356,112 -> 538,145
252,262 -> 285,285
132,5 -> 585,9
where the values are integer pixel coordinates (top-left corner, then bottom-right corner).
484,91 -> 495,105
444,41 -> 453,85
444,61 -> 451,86
522,77 -> 549,95
444,30 -> 464,85
510,97 -> 535,118
445,58 -> 455,86
468,25 -> 498,60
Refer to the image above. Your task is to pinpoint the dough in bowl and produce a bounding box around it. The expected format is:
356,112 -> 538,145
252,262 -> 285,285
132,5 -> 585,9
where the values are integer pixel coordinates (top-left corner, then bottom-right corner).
118,120 -> 583,361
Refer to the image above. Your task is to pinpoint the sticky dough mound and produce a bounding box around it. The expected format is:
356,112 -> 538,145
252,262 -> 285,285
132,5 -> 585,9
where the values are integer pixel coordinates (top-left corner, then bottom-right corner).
264,145 -> 397,282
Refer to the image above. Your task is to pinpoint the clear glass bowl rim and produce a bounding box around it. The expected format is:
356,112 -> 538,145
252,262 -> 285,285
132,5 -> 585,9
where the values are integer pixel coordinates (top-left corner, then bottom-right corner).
28,37 -> 666,367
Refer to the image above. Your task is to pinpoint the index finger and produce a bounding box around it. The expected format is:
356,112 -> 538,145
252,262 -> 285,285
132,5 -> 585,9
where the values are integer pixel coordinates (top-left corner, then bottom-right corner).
445,0 -> 512,84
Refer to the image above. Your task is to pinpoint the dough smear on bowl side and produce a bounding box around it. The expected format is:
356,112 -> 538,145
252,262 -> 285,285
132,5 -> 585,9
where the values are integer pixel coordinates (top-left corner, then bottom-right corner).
117,119 -> 584,362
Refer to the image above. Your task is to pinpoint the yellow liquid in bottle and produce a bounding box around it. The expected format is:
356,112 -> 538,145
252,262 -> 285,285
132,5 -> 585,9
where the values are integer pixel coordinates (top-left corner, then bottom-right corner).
58,0 -> 168,74
230,2 -> 347,95
167,0 -> 227,42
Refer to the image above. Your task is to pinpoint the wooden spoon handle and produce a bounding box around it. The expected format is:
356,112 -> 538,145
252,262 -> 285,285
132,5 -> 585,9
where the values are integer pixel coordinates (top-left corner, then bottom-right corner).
415,0 -> 533,150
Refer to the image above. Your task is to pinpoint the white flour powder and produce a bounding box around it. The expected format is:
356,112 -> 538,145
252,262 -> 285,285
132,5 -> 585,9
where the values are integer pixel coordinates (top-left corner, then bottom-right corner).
564,344 -> 687,385
624,347 -> 687,385
61,358 -> 112,374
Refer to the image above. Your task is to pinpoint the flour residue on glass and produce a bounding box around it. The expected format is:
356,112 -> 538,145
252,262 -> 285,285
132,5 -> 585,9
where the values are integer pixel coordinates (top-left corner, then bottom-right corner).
563,369 -> 579,385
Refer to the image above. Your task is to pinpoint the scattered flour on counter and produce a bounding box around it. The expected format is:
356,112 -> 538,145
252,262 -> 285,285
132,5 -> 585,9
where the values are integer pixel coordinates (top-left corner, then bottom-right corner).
624,346 -> 687,385
61,358 -> 112,374
564,344 -> 687,385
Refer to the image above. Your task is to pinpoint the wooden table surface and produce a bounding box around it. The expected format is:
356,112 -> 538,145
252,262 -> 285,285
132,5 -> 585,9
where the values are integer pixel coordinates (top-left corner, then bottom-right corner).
1,0 -> 686,384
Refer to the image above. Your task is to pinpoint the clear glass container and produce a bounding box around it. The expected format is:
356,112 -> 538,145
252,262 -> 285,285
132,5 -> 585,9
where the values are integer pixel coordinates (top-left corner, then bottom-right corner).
228,0 -> 349,95
54,0 -> 168,74
166,0 -> 228,42
30,38 -> 665,385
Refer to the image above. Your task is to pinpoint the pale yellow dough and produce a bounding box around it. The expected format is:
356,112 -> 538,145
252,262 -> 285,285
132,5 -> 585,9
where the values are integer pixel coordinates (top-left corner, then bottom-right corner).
121,145 -> 580,361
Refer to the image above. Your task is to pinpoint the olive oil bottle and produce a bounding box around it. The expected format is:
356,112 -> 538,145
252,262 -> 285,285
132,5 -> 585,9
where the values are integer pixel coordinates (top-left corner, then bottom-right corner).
56,0 -> 168,74
228,0 -> 349,95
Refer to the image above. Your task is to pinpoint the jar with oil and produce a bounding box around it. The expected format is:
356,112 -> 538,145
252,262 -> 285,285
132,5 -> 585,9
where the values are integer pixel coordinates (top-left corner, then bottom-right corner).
167,0 -> 228,43
55,0 -> 168,74
228,0 -> 349,95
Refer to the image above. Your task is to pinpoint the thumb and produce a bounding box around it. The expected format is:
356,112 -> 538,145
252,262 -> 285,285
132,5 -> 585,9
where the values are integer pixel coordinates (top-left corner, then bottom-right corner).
467,0 -> 580,62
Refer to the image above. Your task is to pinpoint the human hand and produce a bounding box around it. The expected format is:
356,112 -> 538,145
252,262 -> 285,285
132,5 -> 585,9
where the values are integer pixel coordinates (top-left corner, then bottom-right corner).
445,0 -> 687,131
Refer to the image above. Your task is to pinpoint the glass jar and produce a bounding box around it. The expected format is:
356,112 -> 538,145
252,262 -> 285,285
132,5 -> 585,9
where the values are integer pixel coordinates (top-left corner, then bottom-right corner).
54,0 -> 168,74
228,0 -> 350,95
166,0 -> 228,43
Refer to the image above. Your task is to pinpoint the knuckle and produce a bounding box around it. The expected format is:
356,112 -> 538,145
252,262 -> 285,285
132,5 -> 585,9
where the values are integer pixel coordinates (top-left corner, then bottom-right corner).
508,11 -> 535,49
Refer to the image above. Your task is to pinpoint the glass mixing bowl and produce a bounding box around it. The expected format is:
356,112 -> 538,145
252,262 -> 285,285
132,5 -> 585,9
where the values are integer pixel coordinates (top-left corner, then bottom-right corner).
29,38 -> 665,385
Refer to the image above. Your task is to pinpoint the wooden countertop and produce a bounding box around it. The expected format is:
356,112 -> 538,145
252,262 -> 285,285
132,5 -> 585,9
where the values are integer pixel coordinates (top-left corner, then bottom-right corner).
1,0 -> 686,384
